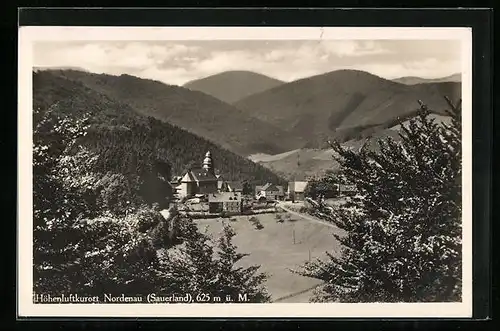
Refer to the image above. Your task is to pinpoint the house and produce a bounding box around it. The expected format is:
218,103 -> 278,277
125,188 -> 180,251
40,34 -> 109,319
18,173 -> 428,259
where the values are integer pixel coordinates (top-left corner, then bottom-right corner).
339,184 -> 357,196
276,185 -> 285,200
208,192 -> 243,214
216,174 -> 226,191
226,181 -> 243,193
176,151 -> 218,198
255,183 -> 285,201
287,181 -> 308,201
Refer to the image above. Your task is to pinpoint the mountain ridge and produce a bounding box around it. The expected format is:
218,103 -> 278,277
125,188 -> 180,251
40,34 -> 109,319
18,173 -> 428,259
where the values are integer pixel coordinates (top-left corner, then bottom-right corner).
392,73 -> 461,85
33,70 -> 287,186
46,69 -> 304,157
235,69 -> 461,148
183,70 -> 284,104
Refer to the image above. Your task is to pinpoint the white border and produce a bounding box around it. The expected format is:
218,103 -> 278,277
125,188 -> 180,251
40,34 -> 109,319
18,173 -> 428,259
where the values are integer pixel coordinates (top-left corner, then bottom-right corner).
18,26 -> 473,318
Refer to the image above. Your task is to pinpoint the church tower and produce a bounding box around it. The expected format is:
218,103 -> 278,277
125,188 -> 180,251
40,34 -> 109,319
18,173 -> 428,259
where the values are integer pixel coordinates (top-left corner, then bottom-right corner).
202,151 -> 215,175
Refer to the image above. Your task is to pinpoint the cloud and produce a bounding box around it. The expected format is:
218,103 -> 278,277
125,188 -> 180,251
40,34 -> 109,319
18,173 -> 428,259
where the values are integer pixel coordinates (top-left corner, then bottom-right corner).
320,40 -> 391,57
33,40 -> 462,86
352,58 -> 462,79
34,41 -> 200,78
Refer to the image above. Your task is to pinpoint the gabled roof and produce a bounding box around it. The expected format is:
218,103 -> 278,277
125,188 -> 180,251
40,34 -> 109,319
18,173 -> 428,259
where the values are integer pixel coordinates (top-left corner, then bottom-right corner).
259,183 -> 280,192
261,183 -> 271,190
189,168 -> 218,182
227,181 -> 243,191
290,181 -> 308,193
208,192 -> 242,203
181,171 -> 196,183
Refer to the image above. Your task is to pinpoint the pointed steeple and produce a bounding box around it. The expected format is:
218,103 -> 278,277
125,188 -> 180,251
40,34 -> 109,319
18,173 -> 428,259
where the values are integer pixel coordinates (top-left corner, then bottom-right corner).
202,151 -> 215,174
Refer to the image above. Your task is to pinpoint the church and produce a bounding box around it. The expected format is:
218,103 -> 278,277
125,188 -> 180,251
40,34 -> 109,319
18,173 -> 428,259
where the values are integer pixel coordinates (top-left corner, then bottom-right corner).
176,151 -> 219,198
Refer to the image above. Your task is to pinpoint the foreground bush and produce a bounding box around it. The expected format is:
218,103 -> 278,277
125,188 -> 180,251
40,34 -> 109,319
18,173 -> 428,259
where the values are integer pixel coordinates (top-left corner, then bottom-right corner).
294,99 -> 462,302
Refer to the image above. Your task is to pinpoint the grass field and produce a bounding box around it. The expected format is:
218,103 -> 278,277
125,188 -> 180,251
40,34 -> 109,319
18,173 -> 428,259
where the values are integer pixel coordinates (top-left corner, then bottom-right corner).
196,212 -> 342,302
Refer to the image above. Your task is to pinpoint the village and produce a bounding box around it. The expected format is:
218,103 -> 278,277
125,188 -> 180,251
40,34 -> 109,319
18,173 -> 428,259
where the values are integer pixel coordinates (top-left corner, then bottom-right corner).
28,31 -> 466,309
166,151 -> 356,220
155,151 -> 359,302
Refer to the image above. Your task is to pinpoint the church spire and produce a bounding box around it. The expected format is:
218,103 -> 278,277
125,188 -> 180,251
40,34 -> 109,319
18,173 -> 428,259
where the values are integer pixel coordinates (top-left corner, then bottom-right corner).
202,151 -> 214,174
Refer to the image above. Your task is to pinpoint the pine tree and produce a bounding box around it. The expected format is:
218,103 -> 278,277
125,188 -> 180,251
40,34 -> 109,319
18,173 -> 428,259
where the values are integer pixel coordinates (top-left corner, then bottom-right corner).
213,225 -> 271,302
158,221 -> 270,302
294,98 -> 462,302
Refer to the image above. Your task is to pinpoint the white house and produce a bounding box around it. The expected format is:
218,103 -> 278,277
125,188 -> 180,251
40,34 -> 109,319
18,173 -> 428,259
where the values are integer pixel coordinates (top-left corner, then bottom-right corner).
287,181 -> 308,201
255,183 -> 284,201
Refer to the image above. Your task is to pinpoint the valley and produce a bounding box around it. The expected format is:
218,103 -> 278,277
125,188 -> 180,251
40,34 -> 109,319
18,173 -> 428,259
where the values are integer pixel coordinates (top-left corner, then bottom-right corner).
31,36 -> 465,306
248,113 -> 453,180
39,68 -> 460,181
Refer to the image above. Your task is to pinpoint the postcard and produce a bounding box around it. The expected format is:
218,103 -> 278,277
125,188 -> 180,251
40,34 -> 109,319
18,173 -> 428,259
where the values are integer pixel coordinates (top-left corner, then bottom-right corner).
18,26 -> 472,318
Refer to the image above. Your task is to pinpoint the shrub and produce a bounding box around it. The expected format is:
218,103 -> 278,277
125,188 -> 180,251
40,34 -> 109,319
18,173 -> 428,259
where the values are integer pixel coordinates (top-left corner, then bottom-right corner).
294,99 -> 462,302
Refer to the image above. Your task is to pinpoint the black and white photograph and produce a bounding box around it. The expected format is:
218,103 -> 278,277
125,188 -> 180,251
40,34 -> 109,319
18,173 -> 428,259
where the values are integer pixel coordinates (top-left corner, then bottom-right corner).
18,26 -> 472,317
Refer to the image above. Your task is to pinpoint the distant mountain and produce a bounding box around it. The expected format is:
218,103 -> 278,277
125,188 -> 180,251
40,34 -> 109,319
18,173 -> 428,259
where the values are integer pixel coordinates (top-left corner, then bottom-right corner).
33,70 -> 287,186
33,66 -> 89,72
235,69 -> 461,148
392,73 -> 461,85
183,71 -> 284,104
47,70 -> 304,156
249,113 -> 453,180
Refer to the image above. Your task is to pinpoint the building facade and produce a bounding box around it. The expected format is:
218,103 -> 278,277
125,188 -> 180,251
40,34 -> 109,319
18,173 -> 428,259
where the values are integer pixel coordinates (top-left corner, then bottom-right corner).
255,183 -> 285,201
208,192 -> 243,214
287,181 -> 308,201
176,151 -> 218,198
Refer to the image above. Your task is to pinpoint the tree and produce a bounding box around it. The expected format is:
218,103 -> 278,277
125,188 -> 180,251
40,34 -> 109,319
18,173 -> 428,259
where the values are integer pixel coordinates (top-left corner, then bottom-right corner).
158,221 -> 270,302
213,225 -> 270,301
33,106 -> 164,297
304,173 -> 339,200
294,98 -> 462,302
242,180 -> 253,196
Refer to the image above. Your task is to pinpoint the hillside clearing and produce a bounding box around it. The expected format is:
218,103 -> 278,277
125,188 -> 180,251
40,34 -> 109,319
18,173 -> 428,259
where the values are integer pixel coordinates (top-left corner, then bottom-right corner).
195,212 -> 342,302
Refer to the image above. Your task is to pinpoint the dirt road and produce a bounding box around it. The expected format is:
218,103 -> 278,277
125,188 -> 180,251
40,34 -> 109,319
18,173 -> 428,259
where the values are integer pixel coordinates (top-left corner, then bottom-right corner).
277,202 -> 338,230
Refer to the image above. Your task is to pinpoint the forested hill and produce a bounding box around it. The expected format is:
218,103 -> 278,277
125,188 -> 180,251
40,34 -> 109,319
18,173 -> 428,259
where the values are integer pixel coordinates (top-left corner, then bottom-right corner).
183,70 -> 284,104
33,71 -> 286,186
235,69 -> 461,148
44,69 -> 303,156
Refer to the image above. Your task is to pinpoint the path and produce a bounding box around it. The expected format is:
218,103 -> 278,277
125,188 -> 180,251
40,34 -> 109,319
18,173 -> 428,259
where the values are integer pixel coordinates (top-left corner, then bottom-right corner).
277,202 -> 338,230
271,283 -> 322,303
270,203 -> 340,302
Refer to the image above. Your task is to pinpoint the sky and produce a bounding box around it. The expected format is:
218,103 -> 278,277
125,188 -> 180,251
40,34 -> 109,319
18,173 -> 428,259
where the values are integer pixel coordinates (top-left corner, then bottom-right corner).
33,40 -> 462,86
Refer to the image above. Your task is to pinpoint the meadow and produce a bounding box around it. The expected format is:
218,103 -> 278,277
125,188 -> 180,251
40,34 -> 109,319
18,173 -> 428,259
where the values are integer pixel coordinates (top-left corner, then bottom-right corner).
196,212 -> 342,302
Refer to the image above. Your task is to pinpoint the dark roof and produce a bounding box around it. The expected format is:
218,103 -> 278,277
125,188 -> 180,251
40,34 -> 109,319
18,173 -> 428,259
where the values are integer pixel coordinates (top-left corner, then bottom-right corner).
208,192 -> 242,202
259,183 -> 279,192
189,168 -> 217,182
227,181 -> 243,190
